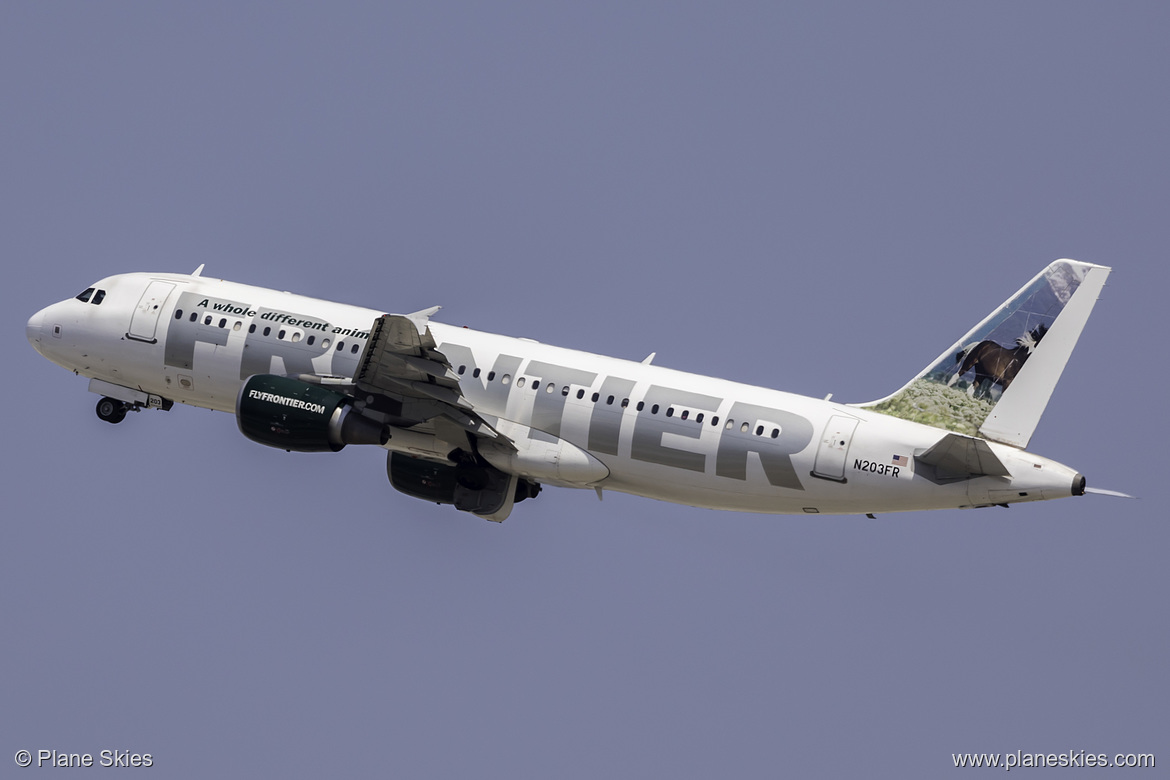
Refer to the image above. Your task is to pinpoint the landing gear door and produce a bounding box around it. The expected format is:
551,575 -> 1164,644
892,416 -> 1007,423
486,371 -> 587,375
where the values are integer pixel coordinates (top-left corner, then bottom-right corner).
128,281 -> 176,343
812,415 -> 860,482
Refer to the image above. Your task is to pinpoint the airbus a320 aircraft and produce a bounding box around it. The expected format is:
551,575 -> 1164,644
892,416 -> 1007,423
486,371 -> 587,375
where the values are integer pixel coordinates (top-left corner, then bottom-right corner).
27,260 -> 1125,521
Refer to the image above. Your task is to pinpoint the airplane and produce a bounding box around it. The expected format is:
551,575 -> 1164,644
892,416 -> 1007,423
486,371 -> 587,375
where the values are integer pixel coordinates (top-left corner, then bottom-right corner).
26,259 -> 1127,522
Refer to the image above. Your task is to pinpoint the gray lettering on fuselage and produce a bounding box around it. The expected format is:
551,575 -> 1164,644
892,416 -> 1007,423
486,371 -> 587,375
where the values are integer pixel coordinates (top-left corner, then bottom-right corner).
630,386 -> 723,473
239,307 -> 332,379
163,292 -> 370,381
715,401 -> 814,490
164,296 -> 818,494
588,376 -> 636,455
164,292 -> 231,369
524,361 -> 598,438
327,335 -> 363,378
440,344 -> 524,416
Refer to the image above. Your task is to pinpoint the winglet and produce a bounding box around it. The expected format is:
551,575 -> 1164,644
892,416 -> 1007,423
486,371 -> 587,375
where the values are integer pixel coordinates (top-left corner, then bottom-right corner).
191,263 -> 205,277
404,305 -> 441,334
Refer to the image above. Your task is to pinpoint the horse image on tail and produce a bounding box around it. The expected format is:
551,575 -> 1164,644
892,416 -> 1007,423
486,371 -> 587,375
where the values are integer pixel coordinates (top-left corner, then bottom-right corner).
947,324 -> 1048,400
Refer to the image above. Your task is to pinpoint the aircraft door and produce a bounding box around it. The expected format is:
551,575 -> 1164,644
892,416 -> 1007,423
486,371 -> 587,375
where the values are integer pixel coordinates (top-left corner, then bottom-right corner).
812,415 -> 860,482
128,281 -> 176,343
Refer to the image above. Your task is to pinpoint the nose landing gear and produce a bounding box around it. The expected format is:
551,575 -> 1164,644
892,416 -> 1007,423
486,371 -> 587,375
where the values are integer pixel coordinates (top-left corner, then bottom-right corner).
95,396 -> 129,424
91,383 -> 174,424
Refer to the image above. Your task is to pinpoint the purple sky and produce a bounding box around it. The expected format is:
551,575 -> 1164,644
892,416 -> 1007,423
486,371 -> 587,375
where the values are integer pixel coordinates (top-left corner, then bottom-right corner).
3,3 -> 1166,777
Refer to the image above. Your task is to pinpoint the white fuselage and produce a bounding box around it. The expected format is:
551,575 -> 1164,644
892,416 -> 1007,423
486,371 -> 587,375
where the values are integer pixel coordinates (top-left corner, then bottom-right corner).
27,272 -> 1083,515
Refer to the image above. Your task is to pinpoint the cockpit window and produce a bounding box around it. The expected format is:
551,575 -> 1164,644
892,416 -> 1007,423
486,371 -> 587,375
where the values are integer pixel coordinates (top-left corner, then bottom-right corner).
74,287 -> 107,304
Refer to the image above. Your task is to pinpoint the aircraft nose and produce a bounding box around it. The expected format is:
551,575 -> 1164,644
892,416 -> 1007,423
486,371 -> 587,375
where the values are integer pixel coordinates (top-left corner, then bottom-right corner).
27,307 -> 48,355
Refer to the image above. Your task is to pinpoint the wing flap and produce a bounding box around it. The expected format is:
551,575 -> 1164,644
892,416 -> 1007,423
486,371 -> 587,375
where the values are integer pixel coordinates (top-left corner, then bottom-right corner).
353,310 -> 511,447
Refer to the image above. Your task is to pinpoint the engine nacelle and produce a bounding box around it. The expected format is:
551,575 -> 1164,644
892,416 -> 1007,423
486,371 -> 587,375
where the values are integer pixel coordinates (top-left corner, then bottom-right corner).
237,374 -> 387,452
387,451 -> 540,517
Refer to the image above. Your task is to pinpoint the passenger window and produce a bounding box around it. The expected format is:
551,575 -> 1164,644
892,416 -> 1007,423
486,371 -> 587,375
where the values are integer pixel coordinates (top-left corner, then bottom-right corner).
621,398 -> 629,408
771,428 -> 780,438
665,407 -> 673,417
501,374 -> 511,385
264,327 -> 271,337
755,425 -> 764,436
306,335 -> 314,345
531,382 -> 540,391
205,316 -> 213,325
545,384 -> 554,394
278,329 -> 286,340
92,290 -> 105,304
680,410 -> 688,420
487,371 -> 496,381
561,386 -> 569,396
711,416 -> 719,426
516,377 -> 525,388
249,324 -> 256,333
75,288 -> 95,303
577,389 -> 585,399
473,368 -> 481,378
291,332 -> 301,343
741,422 -> 750,433
651,404 -> 659,414
351,344 -> 359,354
458,365 -> 466,375
696,413 -> 704,423
190,313 -> 198,322
589,391 -> 597,402
174,309 -> 183,319
336,341 -> 344,351
637,401 -> 645,411
219,318 -> 227,328
233,321 -> 242,331
321,339 -> 330,349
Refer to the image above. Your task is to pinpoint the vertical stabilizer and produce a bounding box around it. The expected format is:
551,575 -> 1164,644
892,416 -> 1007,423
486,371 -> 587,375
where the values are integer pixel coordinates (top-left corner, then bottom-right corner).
858,260 -> 1111,448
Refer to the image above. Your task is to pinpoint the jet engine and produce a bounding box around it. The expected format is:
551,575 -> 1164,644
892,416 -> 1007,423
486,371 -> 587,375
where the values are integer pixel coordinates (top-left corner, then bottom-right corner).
387,451 -> 541,516
236,374 -> 388,452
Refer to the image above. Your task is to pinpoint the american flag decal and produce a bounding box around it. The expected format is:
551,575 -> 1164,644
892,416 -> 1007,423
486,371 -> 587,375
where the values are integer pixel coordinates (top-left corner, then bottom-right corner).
891,454 -> 909,466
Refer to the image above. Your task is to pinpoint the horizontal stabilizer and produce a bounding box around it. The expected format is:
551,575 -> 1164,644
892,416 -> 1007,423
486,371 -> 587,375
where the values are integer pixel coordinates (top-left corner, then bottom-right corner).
915,433 -> 1010,484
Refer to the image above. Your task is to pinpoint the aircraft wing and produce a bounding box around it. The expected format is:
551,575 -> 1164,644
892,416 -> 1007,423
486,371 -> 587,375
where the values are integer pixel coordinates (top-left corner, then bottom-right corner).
352,308 -> 512,446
